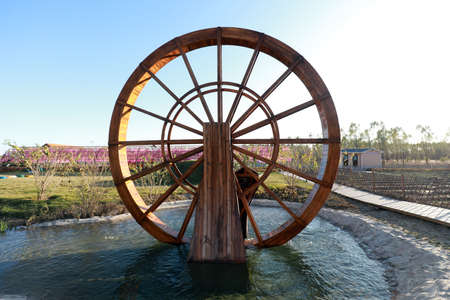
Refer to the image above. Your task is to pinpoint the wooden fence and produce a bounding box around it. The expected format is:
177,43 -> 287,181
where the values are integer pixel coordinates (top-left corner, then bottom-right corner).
335,169 -> 450,209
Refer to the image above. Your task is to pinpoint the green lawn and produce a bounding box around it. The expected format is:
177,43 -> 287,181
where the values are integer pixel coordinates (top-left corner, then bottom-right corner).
0,176 -> 121,221
1,172 -> 342,226
258,172 -> 313,190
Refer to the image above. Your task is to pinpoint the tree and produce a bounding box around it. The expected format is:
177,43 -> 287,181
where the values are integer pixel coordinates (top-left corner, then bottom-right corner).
371,121 -> 388,164
347,123 -> 364,148
444,128 -> 450,143
69,149 -> 110,218
7,143 -> 71,201
416,125 -> 434,165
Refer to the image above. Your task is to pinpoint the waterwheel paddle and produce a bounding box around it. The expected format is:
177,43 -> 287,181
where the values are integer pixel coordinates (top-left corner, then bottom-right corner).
108,27 -> 340,263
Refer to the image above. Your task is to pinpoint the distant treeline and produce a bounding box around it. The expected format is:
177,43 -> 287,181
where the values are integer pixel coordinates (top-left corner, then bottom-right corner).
341,121 -> 450,165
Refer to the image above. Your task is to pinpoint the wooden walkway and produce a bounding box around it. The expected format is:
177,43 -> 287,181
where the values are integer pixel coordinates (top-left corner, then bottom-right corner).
332,183 -> 450,227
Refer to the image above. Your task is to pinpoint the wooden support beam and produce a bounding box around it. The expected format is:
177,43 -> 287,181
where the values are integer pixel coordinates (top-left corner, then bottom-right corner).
188,123 -> 246,263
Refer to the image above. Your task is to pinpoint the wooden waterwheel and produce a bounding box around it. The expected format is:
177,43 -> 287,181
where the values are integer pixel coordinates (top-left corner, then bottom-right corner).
108,27 -> 340,263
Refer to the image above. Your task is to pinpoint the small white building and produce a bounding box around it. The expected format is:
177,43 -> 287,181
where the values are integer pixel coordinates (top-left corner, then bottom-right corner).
339,148 -> 382,170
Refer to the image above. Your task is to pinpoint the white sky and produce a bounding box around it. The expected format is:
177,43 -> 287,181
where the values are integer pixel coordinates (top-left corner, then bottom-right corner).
313,0 -> 450,142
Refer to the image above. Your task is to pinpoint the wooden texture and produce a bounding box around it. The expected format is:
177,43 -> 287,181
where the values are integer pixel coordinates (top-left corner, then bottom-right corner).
108,27 -> 341,259
235,167 -> 258,238
188,123 -> 245,263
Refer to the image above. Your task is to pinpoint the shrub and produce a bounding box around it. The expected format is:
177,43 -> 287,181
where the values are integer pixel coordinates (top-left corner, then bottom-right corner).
6,143 -> 72,201
69,150 -> 110,218
0,219 -> 7,233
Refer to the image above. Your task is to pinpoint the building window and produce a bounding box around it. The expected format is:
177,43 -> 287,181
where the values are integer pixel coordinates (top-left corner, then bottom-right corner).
352,154 -> 358,167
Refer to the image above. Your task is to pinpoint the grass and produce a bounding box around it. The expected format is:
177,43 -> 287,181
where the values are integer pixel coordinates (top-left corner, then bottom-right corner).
259,172 -> 313,190
0,219 -> 7,232
253,172 -> 355,210
0,171 -> 354,226
0,174 -> 200,224
0,176 -> 120,223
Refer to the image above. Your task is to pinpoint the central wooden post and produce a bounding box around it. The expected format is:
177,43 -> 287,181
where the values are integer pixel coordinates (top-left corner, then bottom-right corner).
188,123 -> 246,263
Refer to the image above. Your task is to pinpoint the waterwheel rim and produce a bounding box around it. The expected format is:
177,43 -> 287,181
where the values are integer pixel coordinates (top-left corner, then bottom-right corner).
108,27 -> 340,247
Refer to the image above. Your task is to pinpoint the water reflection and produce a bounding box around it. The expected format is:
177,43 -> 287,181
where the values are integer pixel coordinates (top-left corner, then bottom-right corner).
188,263 -> 250,294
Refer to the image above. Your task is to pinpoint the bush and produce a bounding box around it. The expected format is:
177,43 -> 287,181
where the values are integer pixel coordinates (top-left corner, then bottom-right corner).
6,143 -> 72,201
69,150 -> 111,218
255,185 -> 309,202
0,219 -> 7,233
171,161 -> 203,185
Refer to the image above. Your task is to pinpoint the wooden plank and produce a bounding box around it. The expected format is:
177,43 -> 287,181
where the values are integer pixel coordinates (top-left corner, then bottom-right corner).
217,27 -> 223,123
231,57 -> 303,132
332,184 -> 450,227
176,39 -> 214,123
233,145 -> 332,188
232,99 -> 316,138
117,139 -> 203,146
138,63 -> 204,126
188,123 -> 246,263
177,193 -> 199,242
235,181 -> 263,245
118,101 -> 203,136
233,138 -> 340,144
225,33 -> 264,123
120,146 -> 203,183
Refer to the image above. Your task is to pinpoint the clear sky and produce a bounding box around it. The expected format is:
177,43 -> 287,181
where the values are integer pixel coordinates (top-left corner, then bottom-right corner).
1,0 -> 449,154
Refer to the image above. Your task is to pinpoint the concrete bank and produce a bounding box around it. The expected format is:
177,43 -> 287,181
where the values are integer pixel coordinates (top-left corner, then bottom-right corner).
253,199 -> 449,300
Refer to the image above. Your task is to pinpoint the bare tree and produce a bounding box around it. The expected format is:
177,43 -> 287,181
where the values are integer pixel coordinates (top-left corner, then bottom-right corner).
70,149 -> 110,218
7,143 -> 70,201
416,125 -> 434,166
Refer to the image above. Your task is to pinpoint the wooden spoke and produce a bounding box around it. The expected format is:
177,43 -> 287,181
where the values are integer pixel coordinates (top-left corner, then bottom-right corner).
233,145 -> 331,188
233,138 -> 340,144
233,99 -> 315,138
217,27 -> 223,123
260,182 -> 307,227
176,39 -> 215,123
177,193 -> 199,242
232,153 -> 260,197
118,101 -> 203,136
122,161 -> 166,184
232,153 -> 260,217
166,155 -> 204,196
231,57 -> 304,132
233,174 -> 263,244
143,182 -> 180,217
116,139 -> 203,146
136,76 -> 151,86
139,63 -> 204,126
226,33 -> 264,124
144,156 -> 204,214
234,153 -> 292,223
109,27 -> 341,255
121,146 -> 203,183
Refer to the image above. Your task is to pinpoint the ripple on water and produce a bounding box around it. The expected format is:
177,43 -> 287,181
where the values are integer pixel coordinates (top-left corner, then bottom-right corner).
0,207 -> 390,299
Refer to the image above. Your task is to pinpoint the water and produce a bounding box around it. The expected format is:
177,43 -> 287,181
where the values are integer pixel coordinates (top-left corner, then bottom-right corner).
0,207 -> 390,299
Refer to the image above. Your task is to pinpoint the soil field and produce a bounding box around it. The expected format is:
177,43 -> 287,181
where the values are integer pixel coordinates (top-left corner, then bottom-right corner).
336,168 -> 450,209
377,168 -> 450,179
